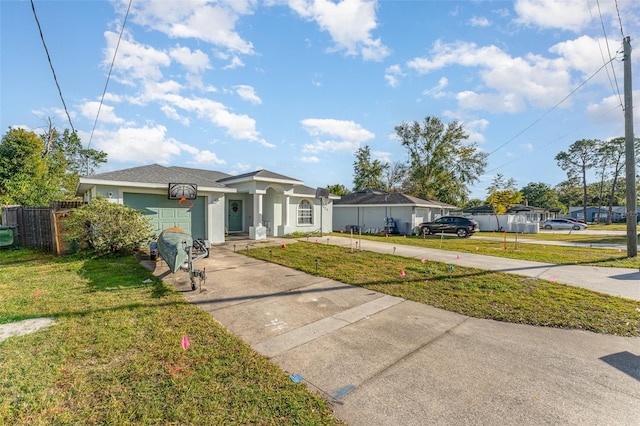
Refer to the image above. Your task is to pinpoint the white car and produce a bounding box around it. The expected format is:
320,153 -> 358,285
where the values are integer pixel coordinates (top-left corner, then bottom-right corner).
541,219 -> 587,230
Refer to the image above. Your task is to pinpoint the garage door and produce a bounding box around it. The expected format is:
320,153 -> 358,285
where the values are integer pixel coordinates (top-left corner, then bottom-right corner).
123,193 -> 206,239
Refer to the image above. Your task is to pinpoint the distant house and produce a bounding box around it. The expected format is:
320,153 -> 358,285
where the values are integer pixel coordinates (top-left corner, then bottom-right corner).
76,164 -> 337,244
332,190 -> 456,235
569,206 -> 640,223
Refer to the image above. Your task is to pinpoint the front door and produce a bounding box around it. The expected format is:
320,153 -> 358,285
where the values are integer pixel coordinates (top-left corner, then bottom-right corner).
228,200 -> 243,232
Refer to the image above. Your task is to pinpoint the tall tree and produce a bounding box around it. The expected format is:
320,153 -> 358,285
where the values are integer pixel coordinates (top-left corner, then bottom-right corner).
520,182 -> 563,210
555,139 -> 599,223
395,116 -> 487,205
598,137 -> 639,224
352,145 -> 388,191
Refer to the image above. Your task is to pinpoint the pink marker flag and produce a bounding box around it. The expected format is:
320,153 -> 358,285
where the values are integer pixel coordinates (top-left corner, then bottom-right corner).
424,279 -> 429,283
421,258 -> 426,263
400,270 -> 406,276
549,276 -> 557,282
456,255 -> 460,260
182,335 -> 190,350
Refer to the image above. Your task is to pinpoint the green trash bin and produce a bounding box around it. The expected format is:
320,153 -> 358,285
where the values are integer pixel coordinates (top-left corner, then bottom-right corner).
0,226 -> 15,248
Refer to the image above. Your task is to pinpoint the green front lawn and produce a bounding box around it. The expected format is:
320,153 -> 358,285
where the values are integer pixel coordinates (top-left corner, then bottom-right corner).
246,242 -> 640,337
329,232 -> 639,268
0,249 -> 343,425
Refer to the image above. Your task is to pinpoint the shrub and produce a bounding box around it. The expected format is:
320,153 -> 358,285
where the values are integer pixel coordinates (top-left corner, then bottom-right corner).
64,197 -> 155,254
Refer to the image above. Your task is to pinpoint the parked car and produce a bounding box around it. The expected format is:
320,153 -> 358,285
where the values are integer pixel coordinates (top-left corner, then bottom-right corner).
541,219 -> 587,230
415,216 -> 479,238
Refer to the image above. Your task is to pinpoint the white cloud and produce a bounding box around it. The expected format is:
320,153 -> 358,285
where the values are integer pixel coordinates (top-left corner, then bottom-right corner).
234,85 -> 262,105
160,105 -> 190,126
289,0 -> 390,61
300,118 -> 375,153
407,40 -> 576,112
79,101 -> 124,124
125,0 -> 255,54
223,56 -> 245,70
300,155 -> 320,163
469,16 -> 490,27
89,124 -> 227,166
104,31 -> 171,84
192,150 -> 226,166
422,77 -> 449,98
384,64 -> 404,88
169,46 -> 211,74
513,0 -> 601,32
91,125 -> 183,164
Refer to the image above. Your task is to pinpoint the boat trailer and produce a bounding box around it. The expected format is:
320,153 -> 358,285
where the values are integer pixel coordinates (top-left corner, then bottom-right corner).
151,238 -> 210,291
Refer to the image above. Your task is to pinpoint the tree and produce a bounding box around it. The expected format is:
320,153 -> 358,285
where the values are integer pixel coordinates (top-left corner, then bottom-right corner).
555,139 -> 599,223
486,173 -> 523,230
64,197 -> 155,254
383,162 -> 406,193
327,184 -> 350,196
0,127 -> 58,205
395,116 -> 487,205
598,137 -> 639,224
0,125 -> 107,206
352,145 -> 388,191
520,182 -> 563,211
555,178 -> 583,211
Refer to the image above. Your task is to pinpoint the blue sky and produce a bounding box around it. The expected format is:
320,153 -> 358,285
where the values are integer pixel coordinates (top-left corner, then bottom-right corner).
1,0 -> 639,200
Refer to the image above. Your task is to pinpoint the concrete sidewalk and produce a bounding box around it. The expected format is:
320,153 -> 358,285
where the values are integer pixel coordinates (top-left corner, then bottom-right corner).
323,235 -> 640,301
147,241 -> 640,426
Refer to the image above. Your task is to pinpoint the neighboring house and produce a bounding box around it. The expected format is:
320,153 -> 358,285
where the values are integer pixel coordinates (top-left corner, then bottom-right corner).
454,204 -> 559,232
569,206 -> 640,222
75,164 -> 337,244
332,190 -> 456,235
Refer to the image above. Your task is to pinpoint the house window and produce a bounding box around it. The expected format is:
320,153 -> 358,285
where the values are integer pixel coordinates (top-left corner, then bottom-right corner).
297,200 -> 313,225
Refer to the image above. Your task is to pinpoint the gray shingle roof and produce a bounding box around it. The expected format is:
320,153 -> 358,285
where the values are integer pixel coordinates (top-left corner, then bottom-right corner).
86,164 -> 228,188
217,169 -> 302,183
334,190 -> 454,208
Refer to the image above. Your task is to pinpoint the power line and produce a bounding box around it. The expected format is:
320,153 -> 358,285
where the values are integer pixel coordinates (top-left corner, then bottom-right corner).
595,0 -> 623,109
87,0 -> 133,150
484,103 -> 622,175
614,0 -> 625,39
588,0 -> 622,108
30,0 -> 75,133
487,54 -> 621,157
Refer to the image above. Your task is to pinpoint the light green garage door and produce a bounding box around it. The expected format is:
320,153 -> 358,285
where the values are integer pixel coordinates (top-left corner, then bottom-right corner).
123,193 -> 206,239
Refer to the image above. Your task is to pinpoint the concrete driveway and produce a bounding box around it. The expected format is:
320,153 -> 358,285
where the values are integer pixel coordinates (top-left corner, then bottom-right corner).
147,241 -> 640,426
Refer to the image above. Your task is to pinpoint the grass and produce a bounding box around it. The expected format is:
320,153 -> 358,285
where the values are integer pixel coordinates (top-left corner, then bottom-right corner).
328,232 -> 640,268
245,242 -> 640,337
0,249 -> 343,425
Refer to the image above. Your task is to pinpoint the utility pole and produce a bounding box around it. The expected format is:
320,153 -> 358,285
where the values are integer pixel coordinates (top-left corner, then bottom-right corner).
623,36 -> 638,258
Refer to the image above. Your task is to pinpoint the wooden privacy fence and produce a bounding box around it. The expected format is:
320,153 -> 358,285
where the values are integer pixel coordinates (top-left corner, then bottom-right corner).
1,201 -> 85,254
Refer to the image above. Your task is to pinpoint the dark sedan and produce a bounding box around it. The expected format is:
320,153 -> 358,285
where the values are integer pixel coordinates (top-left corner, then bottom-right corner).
415,216 -> 479,238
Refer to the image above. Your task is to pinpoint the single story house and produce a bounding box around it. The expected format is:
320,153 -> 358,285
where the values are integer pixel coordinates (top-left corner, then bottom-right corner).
332,190 -> 456,235
75,164 -> 337,244
569,206 -> 640,223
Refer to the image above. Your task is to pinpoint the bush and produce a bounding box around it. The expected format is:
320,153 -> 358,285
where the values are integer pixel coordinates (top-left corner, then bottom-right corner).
64,197 -> 155,254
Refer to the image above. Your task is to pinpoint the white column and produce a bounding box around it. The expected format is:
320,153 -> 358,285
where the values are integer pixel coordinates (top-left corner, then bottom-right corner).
284,195 -> 290,226
253,193 -> 263,226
